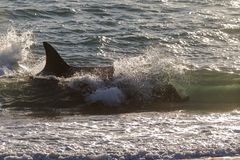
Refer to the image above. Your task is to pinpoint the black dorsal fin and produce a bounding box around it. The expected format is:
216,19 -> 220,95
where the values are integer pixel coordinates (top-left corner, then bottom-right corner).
40,42 -> 71,77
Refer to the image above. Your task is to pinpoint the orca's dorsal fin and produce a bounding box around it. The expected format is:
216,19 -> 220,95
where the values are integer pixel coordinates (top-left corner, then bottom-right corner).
40,42 -> 71,77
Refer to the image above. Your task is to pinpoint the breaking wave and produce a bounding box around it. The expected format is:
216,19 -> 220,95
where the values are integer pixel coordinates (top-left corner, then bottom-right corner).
60,46 -> 188,106
1,28 -> 239,108
0,110 -> 240,159
0,27 -> 188,108
0,27 -> 34,76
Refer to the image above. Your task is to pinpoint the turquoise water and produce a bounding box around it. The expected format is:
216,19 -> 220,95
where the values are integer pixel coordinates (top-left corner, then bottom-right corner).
0,0 -> 240,159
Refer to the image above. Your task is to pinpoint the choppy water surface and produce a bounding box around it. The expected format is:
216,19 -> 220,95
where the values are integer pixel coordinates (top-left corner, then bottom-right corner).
0,0 -> 240,159
0,111 -> 240,159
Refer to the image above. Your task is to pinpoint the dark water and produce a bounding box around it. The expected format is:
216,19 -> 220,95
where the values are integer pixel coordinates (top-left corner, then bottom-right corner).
0,0 -> 240,159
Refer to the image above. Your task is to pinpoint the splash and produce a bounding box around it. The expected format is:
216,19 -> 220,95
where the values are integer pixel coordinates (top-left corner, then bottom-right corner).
0,111 -> 240,159
0,27 -> 34,76
113,46 -> 188,101
66,74 -> 105,91
86,87 -> 125,106
65,74 -> 124,106
63,47 -> 188,106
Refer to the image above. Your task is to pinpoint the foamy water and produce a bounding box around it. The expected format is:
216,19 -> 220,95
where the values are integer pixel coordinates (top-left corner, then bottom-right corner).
0,0 -> 240,159
0,111 -> 239,159
0,28 -> 187,106
0,28 -> 34,76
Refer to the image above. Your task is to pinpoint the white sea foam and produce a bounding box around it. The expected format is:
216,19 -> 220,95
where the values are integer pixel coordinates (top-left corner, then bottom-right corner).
4,155 -> 33,160
0,67 -> 15,76
0,28 -> 34,76
62,46 -> 188,106
65,75 -> 125,106
0,111 -> 239,159
86,87 -> 125,106
112,46 -> 188,100
66,74 -> 104,90
61,46 -> 189,106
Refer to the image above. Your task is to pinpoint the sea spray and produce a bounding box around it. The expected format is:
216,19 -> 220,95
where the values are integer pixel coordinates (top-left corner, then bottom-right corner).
0,27 -> 34,75
66,74 -> 105,91
113,46 -> 188,101
65,75 -> 125,106
86,87 -> 125,106
62,46 -> 189,106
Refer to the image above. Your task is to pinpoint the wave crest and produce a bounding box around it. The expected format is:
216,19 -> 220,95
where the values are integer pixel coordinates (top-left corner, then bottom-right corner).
0,27 -> 34,76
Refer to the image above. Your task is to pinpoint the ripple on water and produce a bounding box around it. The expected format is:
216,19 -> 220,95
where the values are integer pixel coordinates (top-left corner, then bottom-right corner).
0,111 -> 239,159
0,0 -> 239,159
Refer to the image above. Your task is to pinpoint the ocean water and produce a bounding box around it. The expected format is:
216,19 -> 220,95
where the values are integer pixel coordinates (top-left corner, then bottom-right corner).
0,0 -> 240,159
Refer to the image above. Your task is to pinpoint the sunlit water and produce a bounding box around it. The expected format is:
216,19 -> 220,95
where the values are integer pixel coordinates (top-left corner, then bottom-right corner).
0,0 -> 240,159
0,111 -> 240,160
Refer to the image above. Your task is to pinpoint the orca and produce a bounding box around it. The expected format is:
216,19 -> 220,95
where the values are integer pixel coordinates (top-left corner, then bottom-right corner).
37,42 -> 114,79
36,42 -> 188,102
